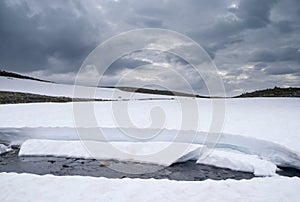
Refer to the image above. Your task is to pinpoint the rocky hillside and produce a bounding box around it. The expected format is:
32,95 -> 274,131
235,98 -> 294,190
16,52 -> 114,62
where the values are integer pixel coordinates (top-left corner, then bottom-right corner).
102,86 -> 211,98
0,70 -> 52,83
235,87 -> 300,98
0,91 -> 106,104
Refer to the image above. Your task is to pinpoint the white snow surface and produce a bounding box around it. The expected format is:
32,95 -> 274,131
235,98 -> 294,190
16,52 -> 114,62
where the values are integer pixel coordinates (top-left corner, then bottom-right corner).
1,172 -> 300,202
0,76 -> 170,99
3,127 -> 299,171
1,98 -> 299,153
1,76 -> 299,154
19,139 -> 278,176
197,149 -> 277,176
1,97 -> 300,170
1,76 -> 300,174
19,139 -> 202,166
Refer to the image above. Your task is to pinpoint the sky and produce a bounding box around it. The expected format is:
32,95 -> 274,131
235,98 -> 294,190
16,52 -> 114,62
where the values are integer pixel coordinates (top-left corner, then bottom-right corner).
0,0 -> 300,96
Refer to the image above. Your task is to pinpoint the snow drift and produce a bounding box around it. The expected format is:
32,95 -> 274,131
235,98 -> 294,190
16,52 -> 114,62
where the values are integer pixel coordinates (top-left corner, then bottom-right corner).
19,139 -> 203,166
1,173 -> 300,202
0,76 -> 170,100
1,76 -> 300,176
19,139 -> 279,176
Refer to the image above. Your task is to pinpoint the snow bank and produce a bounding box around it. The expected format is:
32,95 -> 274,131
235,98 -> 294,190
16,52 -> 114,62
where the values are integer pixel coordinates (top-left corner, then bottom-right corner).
2,127 -> 300,170
1,98 -> 299,152
0,76 -> 113,99
1,77 -> 300,174
19,139 -> 281,176
1,97 -> 300,171
0,76 -> 170,99
1,173 -> 300,202
197,149 -> 277,176
1,77 -> 299,154
1,98 -> 299,153
19,139 -> 203,166
223,98 -> 300,156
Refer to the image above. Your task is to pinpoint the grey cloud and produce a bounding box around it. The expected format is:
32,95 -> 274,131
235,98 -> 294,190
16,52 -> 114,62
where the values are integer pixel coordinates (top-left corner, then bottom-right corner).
126,16 -> 163,28
234,0 -> 279,29
105,57 -> 151,75
204,38 -> 244,57
249,47 -> 300,63
263,65 -> 300,75
200,0 -> 279,56
249,50 -> 277,63
0,0 -> 300,95
254,63 -> 268,70
225,68 -> 244,76
0,0 -> 105,73
106,50 -> 190,75
273,21 -> 294,33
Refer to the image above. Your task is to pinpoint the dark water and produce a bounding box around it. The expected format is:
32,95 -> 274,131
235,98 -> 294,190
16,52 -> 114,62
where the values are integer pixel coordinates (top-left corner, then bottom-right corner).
277,166 -> 300,178
0,148 -> 255,181
1,147 -> 300,181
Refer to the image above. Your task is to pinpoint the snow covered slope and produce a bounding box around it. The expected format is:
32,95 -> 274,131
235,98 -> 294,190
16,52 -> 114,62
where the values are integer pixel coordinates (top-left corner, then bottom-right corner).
1,98 -> 299,153
1,97 -> 300,171
0,76 -> 170,99
1,75 -> 300,175
19,139 -> 278,176
196,149 -> 277,176
1,173 -> 300,202
19,139 -> 202,166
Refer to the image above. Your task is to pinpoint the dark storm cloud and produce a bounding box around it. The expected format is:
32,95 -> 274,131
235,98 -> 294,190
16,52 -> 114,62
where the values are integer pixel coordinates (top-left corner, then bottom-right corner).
0,0 -> 102,73
106,50 -> 190,75
273,21 -> 294,33
198,0 -> 279,55
204,38 -> 244,58
249,47 -> 300,63
263,65 -> 300,75
254,63 -> 268,70
0,0 -> 300,95
234,0 -> 278,29
105,57 -> 151,75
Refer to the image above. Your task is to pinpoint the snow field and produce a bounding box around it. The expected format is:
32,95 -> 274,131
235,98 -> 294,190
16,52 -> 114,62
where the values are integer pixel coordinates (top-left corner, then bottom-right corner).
1,172 -> 300,202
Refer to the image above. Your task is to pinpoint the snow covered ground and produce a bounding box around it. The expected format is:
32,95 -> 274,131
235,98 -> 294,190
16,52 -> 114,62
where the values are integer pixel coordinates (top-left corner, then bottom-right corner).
19,139 -> 203,166
1,98 -> 299,152
1,172 -> 300,202
0,76 -> 170,100
1,75 -> 300,200
196,149 -> 277,176
1,98 -> 300,171
19,139 -> 278,176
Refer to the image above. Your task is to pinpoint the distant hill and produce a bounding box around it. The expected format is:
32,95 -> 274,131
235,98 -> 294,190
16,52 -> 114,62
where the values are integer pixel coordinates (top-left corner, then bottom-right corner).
0,91 -> 108,104
0,70 -> 52,83
235,87 -> 300,98
101,86 -> 211,98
